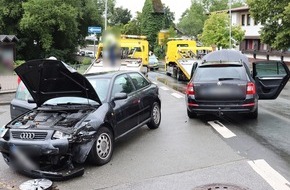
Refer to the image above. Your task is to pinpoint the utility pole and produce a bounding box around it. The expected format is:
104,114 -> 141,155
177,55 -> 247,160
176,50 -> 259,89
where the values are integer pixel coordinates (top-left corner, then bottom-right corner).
229,0 -> 232,49
105,0 -> 108,31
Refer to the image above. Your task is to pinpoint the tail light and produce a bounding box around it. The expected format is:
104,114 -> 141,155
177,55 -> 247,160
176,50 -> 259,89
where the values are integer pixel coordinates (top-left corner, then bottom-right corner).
17,76 -> 21,84
186,83 -> 195,95
246,82 -> 256,95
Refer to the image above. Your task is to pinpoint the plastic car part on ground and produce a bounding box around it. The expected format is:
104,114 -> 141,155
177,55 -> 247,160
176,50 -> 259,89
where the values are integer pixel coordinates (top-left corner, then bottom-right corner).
19,179 -> 53,190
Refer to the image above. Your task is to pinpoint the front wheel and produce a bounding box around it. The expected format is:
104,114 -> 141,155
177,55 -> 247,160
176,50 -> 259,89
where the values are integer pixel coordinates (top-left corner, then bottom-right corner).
147,102 -> 161,129
88,127 -> 114,166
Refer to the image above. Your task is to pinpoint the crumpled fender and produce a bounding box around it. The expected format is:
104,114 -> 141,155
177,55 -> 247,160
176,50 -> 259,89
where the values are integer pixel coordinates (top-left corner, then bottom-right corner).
72,103 -> 114,163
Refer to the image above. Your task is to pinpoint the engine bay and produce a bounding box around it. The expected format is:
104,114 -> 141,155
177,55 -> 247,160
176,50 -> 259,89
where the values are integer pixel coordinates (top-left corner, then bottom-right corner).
9,108 -> 93,130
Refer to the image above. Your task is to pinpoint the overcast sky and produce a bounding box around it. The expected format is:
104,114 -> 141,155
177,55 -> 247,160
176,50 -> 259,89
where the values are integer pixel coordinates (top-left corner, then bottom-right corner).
115,0 -> 192,23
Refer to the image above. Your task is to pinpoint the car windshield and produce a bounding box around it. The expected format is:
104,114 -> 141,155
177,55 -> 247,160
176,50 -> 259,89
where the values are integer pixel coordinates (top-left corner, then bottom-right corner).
194,65 -> 248,82
88,78 -> 110,102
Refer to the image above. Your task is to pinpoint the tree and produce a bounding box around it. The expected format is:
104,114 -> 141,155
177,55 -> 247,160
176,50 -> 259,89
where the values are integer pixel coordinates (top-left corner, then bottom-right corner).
110,7 -> 132,25
121,12 -> 142,35
0,0 -> 103,61
178,0 -> 207,37
141,0 -> 164,49
247,0 -> 290,50
20,0 -> 79,60
163,5 -> 175,29
202,0 -> 246,12
200,12 -> 245,48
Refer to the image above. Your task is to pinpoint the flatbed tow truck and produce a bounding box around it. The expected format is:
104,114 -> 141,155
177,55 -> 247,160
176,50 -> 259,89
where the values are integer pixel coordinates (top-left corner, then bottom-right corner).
165,38 -> 213,81
85,35 -> 149,75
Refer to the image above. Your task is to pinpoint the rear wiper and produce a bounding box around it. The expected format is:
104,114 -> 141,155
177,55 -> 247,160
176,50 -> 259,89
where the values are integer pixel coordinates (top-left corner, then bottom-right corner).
218,78 -> 241,81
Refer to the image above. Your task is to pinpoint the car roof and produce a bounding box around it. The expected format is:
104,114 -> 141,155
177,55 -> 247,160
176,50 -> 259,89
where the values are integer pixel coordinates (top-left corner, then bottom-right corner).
85,70 -> 141,79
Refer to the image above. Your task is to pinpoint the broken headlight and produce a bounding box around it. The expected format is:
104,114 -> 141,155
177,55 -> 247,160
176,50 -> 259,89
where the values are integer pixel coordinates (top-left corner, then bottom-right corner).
52,131 -> 72,139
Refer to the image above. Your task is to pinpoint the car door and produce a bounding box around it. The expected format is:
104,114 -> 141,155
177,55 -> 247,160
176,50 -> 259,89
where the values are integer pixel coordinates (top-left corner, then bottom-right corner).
111,74 -> 141,136
128,72 -> 152,123
252,60 -> 290,99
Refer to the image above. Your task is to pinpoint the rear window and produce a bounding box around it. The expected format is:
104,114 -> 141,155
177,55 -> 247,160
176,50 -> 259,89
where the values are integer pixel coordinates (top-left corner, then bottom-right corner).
194,65 -> 248,82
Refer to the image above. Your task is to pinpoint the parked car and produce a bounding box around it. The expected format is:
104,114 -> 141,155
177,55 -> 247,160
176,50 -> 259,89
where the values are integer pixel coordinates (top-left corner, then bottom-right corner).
79,50 -> 85,56
85,51 -> 95,58
0,59 -> 161,180
148,55 -> 159,70
186,49 -> 290,119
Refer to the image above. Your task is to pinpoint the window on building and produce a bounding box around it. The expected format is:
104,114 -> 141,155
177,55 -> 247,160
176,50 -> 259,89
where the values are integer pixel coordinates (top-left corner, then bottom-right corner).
241,14 -> 245,26
247,14 -> 251,26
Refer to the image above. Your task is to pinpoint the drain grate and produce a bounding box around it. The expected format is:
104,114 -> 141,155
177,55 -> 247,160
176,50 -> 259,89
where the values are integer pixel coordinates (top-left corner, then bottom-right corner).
193,183 -> 250,190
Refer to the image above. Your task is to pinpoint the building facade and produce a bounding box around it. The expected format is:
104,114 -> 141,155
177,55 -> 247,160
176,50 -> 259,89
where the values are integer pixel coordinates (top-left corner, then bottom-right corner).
231,6 -> 290,63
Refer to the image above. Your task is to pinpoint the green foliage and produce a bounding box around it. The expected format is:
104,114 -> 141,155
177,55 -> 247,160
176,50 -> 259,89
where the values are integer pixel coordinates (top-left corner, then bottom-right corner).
121,12 -> 142,35
14,60 -> 25,66
82,57 -> 92,65
247,0 -> 290,50
177,0 -> 207,37
21,0 -> 78,51
153,45 -> 165,59
200,12 -> 245,48
141,0 -> 164,49
110,7 -> 132,25
163,5 -> 175,29
0,0 -> 104,62
202,0 -> 245,12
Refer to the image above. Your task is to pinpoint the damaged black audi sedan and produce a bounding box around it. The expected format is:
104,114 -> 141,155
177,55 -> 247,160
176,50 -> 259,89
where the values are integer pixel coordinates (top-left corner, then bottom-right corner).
0,59 -> 161,180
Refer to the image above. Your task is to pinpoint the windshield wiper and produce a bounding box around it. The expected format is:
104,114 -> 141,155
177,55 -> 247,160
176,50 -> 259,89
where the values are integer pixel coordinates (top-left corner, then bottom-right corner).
218,78 -> 241,81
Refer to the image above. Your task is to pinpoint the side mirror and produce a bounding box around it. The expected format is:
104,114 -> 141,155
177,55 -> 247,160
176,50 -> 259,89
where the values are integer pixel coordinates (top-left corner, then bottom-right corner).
113,93 -> 127,101
27,99 -> 36,104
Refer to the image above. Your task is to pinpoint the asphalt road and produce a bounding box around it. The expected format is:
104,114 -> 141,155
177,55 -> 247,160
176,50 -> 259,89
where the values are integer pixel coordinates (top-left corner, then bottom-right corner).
0,71 -> 289,190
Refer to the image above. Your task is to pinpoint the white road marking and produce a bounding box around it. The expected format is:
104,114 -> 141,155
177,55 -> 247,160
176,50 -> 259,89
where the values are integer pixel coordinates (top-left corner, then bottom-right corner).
171,93 -> 184,99
160,86 -> 169,91
248,159 -> 290,190
152,82 -> 158,85
208,121 -> 236,139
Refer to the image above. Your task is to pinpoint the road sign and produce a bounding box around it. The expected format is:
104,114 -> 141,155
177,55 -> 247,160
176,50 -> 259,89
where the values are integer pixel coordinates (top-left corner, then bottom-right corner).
88,27 -> 102,34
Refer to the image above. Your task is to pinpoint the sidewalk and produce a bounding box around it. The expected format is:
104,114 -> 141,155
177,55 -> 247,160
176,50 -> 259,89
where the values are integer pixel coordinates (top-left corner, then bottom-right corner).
0,75 -> 17,105
0,92 -> 14,105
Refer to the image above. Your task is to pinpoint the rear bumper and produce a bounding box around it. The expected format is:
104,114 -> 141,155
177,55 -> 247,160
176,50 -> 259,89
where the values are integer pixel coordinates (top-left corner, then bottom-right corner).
186,96 -> 258,114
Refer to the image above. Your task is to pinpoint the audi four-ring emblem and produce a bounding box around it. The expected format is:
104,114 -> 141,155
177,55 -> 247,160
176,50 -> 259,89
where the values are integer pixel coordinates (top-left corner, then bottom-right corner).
20,132 -> 35,139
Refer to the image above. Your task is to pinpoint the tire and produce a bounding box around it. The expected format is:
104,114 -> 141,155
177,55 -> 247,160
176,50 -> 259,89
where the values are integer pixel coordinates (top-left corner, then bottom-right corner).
176,68 -> 181,81
247,107 -> 258,119
147,102 -> 161,129
88,127 -> 114,166
187,109 -> 198,119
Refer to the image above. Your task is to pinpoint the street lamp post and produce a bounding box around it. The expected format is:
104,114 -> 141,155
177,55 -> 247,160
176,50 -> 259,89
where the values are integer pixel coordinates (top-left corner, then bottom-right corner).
229,0 -> 232,49
105,0 -> 108,31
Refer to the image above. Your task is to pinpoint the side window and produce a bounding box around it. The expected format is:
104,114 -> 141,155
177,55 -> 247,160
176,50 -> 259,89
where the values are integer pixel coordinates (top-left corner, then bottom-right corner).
129,73 -> 149,90
15,82 -> 32,101
111,74 -> 134,97
255,62 -> 287,77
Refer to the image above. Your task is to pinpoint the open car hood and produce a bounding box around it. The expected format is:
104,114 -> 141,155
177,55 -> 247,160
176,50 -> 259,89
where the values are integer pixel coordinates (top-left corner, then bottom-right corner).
15,59 -> 102,107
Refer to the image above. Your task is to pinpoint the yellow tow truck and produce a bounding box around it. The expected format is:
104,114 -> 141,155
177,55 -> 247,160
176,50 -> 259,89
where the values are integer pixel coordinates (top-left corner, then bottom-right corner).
165,38 -> 213,80
85,35 -> 149,75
